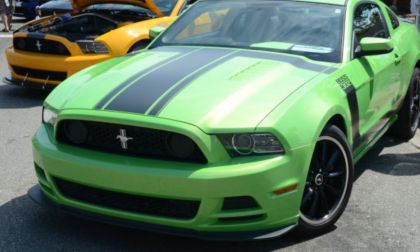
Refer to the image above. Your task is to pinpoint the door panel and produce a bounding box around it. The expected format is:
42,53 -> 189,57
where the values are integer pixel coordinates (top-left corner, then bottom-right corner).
349,2 -> 401,149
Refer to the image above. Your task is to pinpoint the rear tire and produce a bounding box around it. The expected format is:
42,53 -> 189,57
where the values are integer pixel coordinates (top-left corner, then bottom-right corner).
295,125 -> 354,237
392,68 -> 420,140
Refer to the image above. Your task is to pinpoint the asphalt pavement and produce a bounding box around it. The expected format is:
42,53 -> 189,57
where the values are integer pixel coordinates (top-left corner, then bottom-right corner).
0,20 -> 420,251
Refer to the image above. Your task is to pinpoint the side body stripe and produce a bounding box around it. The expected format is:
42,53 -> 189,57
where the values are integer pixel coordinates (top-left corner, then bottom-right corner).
344,85 -> 362,150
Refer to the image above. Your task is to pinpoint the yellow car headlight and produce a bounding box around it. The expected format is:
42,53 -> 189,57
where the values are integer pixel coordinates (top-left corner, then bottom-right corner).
76,40 -> 109,54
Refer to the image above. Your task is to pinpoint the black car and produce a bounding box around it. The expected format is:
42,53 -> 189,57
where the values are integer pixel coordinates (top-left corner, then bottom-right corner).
36,0 -> 72,17
14,0 -> 50,20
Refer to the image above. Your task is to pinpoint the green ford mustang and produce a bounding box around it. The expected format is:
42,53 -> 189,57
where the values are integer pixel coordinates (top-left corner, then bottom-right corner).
30,0 -> 420,240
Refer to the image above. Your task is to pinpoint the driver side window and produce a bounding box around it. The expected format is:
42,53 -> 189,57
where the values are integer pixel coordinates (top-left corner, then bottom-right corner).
353,3 -> 389,43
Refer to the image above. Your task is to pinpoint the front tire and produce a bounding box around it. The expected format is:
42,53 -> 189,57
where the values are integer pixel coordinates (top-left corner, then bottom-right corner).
392,68 -> 420,140
295,125 -> 354,237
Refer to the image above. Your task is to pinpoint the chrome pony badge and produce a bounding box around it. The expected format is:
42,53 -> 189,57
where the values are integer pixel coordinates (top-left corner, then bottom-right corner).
116,129 -> 133,149
35,40 -> 42,51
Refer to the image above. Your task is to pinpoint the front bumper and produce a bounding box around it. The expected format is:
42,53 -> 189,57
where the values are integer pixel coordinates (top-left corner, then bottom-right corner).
28,185 -> 296,240
32,121 -> 312,240
4,76 -> 56,90
5,46 -> 112,86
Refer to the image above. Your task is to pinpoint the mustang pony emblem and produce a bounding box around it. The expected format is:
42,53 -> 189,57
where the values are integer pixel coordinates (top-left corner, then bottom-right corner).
35,40 -> 42,51
116,129 -> 133,149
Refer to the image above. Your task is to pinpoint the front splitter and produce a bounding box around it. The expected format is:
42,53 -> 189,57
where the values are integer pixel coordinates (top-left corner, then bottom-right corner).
28,185 -> 296,241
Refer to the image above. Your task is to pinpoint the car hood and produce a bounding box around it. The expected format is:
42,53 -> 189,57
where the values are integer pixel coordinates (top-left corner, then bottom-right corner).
47,46 -> 337,132
70,0 -> 164,16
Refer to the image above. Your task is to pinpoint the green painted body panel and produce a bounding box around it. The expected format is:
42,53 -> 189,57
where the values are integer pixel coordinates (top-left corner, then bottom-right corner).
158,51 -> 335,133
32,0 -> 420,236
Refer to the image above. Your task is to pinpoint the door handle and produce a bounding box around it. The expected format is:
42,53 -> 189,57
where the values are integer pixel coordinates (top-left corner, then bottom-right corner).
394,53 -> 402,64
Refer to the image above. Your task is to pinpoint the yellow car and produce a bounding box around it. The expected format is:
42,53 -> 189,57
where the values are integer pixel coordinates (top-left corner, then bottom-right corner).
4,0 -> 187,89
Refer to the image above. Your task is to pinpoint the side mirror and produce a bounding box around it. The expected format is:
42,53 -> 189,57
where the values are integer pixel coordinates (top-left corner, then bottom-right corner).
358,37 -> 393,56
149,26 -> 166,40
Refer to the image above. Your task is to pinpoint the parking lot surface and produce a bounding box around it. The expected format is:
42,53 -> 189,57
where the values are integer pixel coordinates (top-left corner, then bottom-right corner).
1,22 -> 420,251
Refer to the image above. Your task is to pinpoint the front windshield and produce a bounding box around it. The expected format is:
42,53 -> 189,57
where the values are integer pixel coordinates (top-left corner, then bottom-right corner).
153,0 -> 344,62
85,4 -> 155,20
154,0 -> 179,16
85,0 -> 178,17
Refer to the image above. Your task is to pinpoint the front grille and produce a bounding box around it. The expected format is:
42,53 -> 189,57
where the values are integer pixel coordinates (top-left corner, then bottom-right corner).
14,37 -> 71,55
12,65 -> 67,82
54,177 -> 200,220
56,120 -> 208,164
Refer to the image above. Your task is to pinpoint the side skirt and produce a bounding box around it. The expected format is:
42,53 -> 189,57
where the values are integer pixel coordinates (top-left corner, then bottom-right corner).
352,114 -> 398,163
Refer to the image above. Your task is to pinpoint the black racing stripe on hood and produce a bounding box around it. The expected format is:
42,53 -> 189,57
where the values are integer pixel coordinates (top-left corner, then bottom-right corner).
148,50 -> 240,115
237,50 -> 337,73
95,46 -> 193,109
104,48 -> 232,114
148,49 -> 336,115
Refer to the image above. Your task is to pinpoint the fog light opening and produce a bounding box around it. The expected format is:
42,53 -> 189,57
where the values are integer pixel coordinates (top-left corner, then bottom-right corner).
222,196 -> 259,211
166,133 -> 196,159
218,214 -> 265,223
63,121 -> 88,145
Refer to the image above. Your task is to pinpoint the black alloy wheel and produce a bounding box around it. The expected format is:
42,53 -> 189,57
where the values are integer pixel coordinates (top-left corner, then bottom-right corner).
296,125 -> 354,236
392,68 -> 420,140
409,73 -> 420,132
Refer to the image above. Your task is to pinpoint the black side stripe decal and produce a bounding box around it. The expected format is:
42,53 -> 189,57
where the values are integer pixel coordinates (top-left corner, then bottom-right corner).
336,75 -> 361,150
105,48 -> 231,114
95,47 -> 193,109
345,85 -> 362,150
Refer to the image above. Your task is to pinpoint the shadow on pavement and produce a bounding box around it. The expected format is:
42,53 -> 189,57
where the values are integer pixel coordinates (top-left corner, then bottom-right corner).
0,84 -> 49,109
0,193 -> 335,251
355,136 -> 420,180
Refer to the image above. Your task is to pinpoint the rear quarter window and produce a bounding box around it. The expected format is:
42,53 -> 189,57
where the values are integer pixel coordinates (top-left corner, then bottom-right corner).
386,8 -> 400,29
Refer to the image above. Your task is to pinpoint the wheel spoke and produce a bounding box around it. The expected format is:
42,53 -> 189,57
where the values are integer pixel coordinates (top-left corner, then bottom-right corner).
311,155 -> 322,169
327,171 -> 344,178
325,150 -> 339,171
319,188 -> 330,215
308,192 -> 320,218
321,141 -> 328,166
324,184 -> 341,197
302,188 -> 314,207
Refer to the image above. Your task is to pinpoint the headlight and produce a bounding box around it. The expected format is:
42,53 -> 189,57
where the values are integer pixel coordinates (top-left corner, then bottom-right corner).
217,133 -> 285,157
42,107 -> 57,126
76,40 -> 109,54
